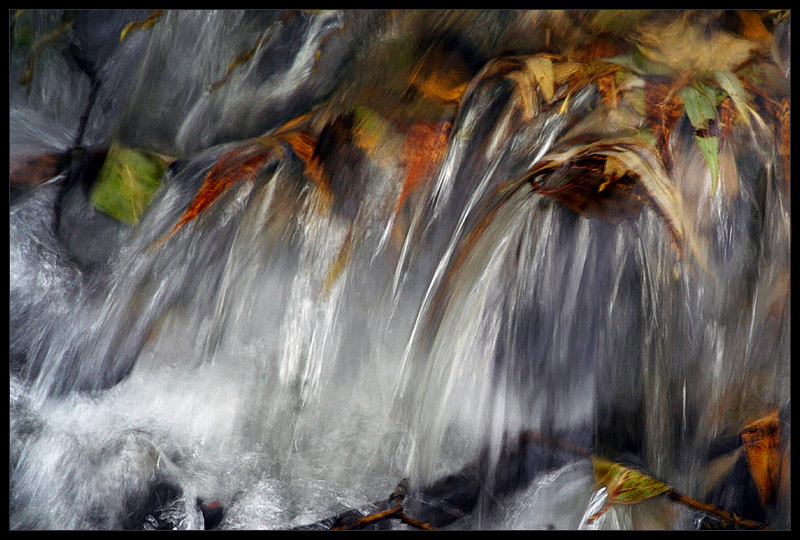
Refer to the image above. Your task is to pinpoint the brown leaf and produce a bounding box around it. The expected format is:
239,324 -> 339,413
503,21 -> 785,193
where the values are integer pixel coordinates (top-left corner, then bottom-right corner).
737,11 -> 772,43
740,409 -> 782,506
644,79 -> 685,170
636,14 -> 759,74
119,10 -> 165,43
162,141 -> 280,241
279,131 -> 330,198
10,152 -> 62,188
396,120 -> 452,214
526,137 -> 709,272
589,457 -> 673,522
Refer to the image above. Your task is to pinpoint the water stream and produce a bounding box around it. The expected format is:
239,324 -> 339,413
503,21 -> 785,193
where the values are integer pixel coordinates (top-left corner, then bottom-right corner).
9,10 -> 790,530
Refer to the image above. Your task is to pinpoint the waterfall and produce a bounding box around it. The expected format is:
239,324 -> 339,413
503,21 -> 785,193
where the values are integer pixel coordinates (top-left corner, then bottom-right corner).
9,10 -> 790,530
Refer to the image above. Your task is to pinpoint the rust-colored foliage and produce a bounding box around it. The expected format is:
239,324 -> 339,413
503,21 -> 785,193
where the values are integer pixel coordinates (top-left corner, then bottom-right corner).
776,98 -> 790,193
531,157 -> 646,226
280,131 -> 330,200
595,73 -> 618,109
644,80 -> 685,170
718,96 -> 738,141
396,120 -> 453,214
10,152 -> 62,188
163,142 -> 279,240
736,10 -> 772,44
740,409 -> 782,507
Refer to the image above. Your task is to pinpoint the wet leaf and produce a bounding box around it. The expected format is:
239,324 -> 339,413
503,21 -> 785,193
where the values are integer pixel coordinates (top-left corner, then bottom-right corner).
522,56 -> 555,102
120,10 -> 165,43
528,137 -> 708,272
397,120 -> 452,214
713,72 -> 753,127
162,141 -> 280,240
740,409 -> 782,507
10,152 -> 63,189
412,66 -> 469,104
644,80 -> 685,168
694,135 -> 720,195
279,131 -> 331,205
91,145 -> 167,225
352,105 -> 395,158
589,458 -> 673,522
469,55 -> 557,123
736,10 -> 772,43
635,15 -> 758,75
679,82 -> 723,195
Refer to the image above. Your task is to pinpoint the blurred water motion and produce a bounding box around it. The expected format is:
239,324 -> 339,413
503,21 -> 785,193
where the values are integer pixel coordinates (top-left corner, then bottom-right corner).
9,10 -> 790,530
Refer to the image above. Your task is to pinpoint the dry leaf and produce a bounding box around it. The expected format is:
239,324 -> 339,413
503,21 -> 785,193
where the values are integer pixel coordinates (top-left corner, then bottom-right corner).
119,10 -> 165,43
589,457 -> 673,522
740,409 -> 782,507
636,15 -> 759,75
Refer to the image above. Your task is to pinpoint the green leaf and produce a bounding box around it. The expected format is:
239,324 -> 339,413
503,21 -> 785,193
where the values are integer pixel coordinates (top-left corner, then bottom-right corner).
679,82 -> 720,130
590,457 -> 673,522
714,71 -> 753,126
695,135 -> 720,196
679,82 -> 723,195
91,145 -> 167,224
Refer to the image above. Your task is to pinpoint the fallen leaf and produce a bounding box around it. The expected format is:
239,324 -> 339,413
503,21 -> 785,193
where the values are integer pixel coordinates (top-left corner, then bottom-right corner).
10,152 -> 63,188
91,144 -> 167,224
679,82 -> 724,195
527,137 -> 708,272
737,11 -> 772,43
589,457 -> 673,522
713,71 -> 753,127
644,79 -> 685,168
120,10 -> 165,43
740,409 -> 782,507
636,14 -> 759,75
396,120 -> 452,214
587,10 -> 652,36
162,141 -> 280,240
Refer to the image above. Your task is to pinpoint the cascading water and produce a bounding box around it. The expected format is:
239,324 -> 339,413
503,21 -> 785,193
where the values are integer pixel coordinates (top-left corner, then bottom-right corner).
9,10 -> 790,530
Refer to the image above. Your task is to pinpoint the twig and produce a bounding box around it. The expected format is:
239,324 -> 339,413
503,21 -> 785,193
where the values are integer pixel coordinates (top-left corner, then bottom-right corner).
667,490 -> 770,530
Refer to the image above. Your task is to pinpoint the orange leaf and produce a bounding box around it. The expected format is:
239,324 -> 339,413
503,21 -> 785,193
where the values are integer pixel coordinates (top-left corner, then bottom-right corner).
396,120 -> 452,214
279,131 -> 331,204
740,409 -> 782,506
737,11 -> 772,43
162,141 -> 280,241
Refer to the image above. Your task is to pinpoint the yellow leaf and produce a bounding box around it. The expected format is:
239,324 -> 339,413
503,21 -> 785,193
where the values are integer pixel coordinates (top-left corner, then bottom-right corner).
120,10 -> 165,43
522,56 -> 555,102
590,457 -> 673,522
636,15 -> 758,74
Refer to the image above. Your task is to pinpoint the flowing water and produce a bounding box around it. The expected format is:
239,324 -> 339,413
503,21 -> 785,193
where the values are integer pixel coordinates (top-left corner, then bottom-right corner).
9,10 -> 790,530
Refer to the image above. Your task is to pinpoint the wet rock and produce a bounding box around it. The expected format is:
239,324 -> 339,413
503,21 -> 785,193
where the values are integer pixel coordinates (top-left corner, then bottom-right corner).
198,499 -> 225,530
